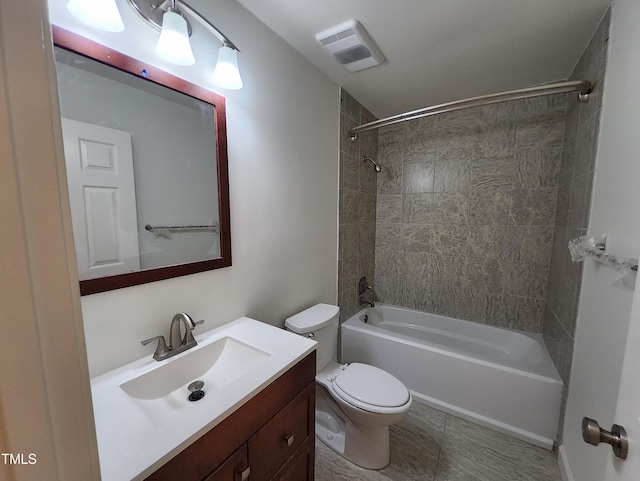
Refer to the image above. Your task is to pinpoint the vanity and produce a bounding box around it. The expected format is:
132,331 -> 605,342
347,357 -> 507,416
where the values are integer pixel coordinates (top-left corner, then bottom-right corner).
146,352 -> 315,481
90,318 -> 316,481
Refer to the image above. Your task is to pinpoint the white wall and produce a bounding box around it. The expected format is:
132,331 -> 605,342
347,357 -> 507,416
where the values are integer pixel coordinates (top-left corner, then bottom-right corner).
48,0 -> 340,376
561,0 -> 640,479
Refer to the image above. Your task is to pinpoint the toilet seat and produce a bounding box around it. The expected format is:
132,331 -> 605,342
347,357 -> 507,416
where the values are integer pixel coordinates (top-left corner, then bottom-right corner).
332,363 -> 410,414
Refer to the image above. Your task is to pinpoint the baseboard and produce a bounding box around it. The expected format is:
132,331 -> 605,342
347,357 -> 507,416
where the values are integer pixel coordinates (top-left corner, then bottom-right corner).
558,444 -> 574,481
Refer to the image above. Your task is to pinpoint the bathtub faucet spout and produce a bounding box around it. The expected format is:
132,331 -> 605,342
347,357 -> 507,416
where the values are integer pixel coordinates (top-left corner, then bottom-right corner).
360,297 -> 375,308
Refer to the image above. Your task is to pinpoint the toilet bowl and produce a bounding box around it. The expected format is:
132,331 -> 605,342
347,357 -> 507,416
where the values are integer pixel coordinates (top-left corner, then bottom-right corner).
285,304 -> 411,469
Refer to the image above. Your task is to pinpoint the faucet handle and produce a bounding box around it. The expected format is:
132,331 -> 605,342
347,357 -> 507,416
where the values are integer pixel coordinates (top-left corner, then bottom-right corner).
183,319 -> 204,344
141,335 -> 169,359
141,335 -> 165,345
358,276 -> 373,295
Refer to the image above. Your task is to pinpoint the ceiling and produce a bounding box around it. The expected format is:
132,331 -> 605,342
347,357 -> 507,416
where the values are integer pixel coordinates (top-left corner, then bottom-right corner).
236,0 -> 612,119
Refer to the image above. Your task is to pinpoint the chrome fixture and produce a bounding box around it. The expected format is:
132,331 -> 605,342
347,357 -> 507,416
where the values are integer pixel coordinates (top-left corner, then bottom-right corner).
128,0 -> 192,37
359,276 -> 373,295
359,276 -> 375,307
145,223 -> 219,233
359,298 -> 375,308
141,312 -> 204,361
129,0 -> 243,88
363,156 -> 382,173
349,80 -> 592,140
67,0 -> 243,89
582,417 -> 628,459
187,380 -> 205,401
140,335 -> 169,360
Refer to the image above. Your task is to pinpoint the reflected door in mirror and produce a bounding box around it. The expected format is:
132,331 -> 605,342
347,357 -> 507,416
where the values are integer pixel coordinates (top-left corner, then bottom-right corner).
61,118 -> 141,280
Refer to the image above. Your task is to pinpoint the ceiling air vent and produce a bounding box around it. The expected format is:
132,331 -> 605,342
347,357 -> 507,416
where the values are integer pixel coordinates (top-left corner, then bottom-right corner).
315,20 -> 384,72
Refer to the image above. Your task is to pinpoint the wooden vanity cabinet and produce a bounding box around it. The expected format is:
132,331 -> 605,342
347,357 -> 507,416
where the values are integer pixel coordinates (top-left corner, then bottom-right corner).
145,352 -> 315,481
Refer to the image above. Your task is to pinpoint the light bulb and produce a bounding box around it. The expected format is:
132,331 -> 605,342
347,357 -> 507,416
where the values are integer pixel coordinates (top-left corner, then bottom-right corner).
155,11 -> 195,66
67,0 -> 125,32
212,45 -> 243,90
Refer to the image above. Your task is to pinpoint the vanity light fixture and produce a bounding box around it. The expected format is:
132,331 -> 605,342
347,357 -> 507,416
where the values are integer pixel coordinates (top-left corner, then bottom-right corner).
67,0 -> 244,89
67,0 -> 125,32
128,0 -> 243,89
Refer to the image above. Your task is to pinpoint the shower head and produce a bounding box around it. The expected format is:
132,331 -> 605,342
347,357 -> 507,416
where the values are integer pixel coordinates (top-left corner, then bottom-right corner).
363,156 -> 382,173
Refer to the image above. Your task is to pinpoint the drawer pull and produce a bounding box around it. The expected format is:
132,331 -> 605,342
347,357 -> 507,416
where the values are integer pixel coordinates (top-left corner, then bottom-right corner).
284,433 -> 295,447
239,466 -> 250,481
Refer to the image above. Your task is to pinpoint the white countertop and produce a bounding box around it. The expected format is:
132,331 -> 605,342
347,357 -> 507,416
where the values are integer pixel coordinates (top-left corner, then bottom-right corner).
90,317 -> 316,481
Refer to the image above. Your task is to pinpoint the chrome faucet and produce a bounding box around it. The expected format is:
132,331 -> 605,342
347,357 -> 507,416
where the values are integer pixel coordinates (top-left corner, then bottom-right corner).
141,312 -> 204,361
359,298 -> 375,308
170,312 -> 198,350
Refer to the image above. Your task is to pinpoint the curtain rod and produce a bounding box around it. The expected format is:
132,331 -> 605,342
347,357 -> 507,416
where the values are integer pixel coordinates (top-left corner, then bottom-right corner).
349,80 -> 592,140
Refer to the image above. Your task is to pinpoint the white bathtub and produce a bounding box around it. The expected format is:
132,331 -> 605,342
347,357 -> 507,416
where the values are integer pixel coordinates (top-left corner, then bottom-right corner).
341,304 -> 562,449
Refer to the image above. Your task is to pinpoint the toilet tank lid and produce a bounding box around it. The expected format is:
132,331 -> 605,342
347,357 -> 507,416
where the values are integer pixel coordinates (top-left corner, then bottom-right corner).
285,303 -> 339,333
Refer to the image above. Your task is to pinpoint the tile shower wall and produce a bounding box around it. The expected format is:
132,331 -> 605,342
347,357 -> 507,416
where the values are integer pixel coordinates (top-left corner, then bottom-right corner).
543,9 -> 610,442
375,95 -> 567,333
338,89 -> 378,322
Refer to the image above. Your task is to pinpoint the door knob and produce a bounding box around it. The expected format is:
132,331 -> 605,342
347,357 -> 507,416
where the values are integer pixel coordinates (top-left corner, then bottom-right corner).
582,417 -> 628,459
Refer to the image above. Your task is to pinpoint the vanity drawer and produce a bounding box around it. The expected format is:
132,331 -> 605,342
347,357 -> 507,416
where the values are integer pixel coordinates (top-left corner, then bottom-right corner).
269,437 -> 314,481
248,382 -> 314,481
203,444 -> 248,481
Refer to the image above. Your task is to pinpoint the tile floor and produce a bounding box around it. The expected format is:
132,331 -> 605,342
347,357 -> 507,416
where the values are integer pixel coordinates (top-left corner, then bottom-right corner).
315,402 -> 561,481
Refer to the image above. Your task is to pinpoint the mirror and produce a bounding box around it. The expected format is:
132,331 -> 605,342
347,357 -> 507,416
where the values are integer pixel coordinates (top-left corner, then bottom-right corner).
52,27 -> 231,295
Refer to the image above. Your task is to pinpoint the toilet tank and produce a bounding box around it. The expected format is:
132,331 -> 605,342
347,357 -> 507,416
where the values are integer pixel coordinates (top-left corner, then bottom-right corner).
285,303 -> 339,372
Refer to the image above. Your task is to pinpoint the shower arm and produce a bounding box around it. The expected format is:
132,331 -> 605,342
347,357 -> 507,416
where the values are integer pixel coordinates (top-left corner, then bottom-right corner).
363,156 -> 382,173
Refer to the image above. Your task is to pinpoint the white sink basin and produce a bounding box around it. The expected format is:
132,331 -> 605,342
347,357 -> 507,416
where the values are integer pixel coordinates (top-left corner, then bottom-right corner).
90,317 -> 316,481
120,337 -> 270,400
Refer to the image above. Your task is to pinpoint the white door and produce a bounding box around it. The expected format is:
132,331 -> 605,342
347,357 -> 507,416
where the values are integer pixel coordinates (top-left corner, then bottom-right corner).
61,118 -> 140,280
604,281 -> 640,479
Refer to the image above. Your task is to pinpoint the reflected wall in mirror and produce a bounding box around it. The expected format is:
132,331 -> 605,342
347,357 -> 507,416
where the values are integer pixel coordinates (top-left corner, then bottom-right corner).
53,27 -> 231,295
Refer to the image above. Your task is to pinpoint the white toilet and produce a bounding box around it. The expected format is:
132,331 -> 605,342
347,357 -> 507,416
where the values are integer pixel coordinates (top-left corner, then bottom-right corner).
285,303 -> 412,469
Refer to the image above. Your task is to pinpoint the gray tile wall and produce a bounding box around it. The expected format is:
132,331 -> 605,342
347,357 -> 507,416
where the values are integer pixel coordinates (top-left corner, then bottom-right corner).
543,8 -> 610,443
338,89 -> 378,322
375,96 -> 567,333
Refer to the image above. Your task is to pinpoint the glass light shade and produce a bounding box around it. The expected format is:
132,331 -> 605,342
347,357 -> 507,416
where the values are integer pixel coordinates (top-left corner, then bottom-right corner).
67,0 -> 125,32
155,11 -> 196,66
212,45 -> 243,90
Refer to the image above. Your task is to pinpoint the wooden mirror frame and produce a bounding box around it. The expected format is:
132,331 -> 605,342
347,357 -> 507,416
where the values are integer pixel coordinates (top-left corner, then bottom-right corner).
52,26 -> 232,296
